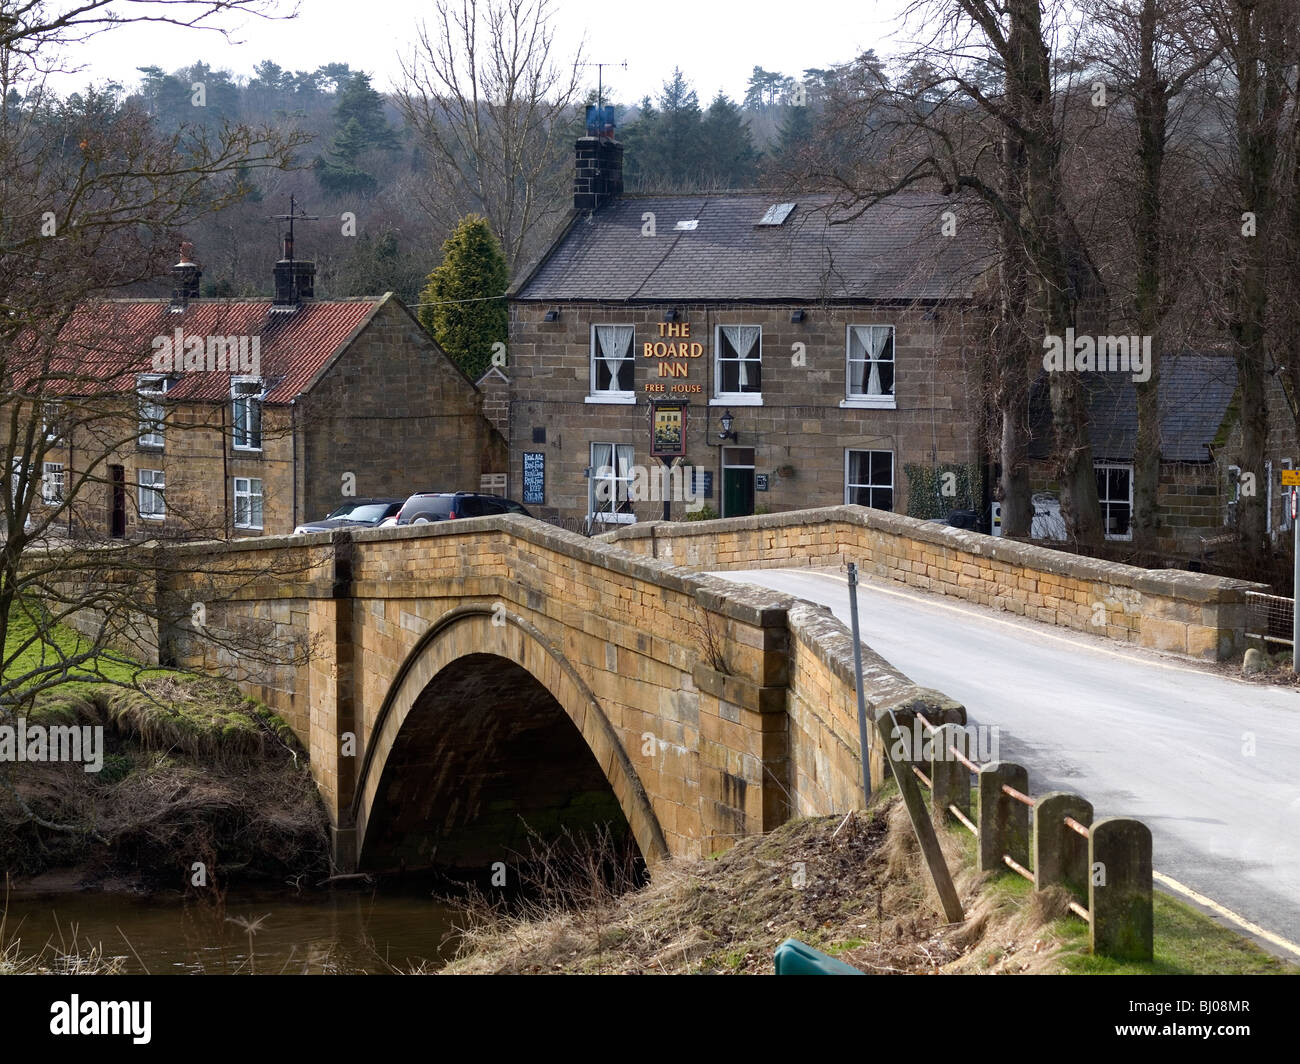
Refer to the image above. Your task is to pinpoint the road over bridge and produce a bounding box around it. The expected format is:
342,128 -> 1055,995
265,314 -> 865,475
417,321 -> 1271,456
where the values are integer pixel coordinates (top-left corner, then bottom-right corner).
713,567 -> 1300,953
82,506 -> 1266,889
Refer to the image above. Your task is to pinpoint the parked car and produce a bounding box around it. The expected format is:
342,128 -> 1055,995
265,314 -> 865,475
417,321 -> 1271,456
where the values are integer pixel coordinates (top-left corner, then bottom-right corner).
395,491 -> 532,524
293,498 -> 405,534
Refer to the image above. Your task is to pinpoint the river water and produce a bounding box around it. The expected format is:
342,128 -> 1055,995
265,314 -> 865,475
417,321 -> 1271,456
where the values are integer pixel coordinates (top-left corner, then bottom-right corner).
2,888 -> 460,974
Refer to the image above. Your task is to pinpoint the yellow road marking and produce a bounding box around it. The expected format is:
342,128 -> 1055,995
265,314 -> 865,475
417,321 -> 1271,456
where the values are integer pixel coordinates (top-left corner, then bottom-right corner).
724,567 -> 1300,959
1153,871 -> 1300,959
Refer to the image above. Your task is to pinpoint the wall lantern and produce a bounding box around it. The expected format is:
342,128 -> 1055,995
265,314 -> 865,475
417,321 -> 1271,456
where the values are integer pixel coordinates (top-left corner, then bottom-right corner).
663,308 -> 678,323
544,309 -> 560,322
790,309 -> 806,323
718,409 -> 738,443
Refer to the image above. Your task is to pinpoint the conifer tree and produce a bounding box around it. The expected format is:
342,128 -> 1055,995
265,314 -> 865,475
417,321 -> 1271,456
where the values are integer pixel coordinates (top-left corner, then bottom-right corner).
417,215 -> 509,381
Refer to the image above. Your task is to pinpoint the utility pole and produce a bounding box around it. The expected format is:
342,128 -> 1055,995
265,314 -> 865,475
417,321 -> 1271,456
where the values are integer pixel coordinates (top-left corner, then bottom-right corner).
847,562 -> 872,802
1284,483 -> 1294,665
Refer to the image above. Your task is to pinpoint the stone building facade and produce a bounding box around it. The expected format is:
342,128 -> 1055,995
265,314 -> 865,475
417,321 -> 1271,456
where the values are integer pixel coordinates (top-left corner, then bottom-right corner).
1026,352 -> 1300,555
506,140 -> 988,530
509,300 -> 987,526
31,263 -> 505,541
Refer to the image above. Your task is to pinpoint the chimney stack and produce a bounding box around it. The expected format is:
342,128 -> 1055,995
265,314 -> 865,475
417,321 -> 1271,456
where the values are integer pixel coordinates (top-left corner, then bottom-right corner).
272,231 -> 316,310
170,241 -> 201,310
574,137 -> 623,212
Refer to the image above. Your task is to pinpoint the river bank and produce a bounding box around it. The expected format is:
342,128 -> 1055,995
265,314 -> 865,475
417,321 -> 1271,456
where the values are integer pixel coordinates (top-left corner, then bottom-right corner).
3,672 -> 1292,976
0,674 -> 330,893
440,792 -> 1300,976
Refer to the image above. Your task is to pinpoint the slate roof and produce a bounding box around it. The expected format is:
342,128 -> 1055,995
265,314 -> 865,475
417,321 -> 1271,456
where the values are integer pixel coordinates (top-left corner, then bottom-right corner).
1029,352 -> 1238,462
511,191 -> 987,303
17,297 -> 383,404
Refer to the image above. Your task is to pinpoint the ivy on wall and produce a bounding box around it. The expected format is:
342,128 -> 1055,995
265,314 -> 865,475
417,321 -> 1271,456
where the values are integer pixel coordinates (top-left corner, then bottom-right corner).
904,463 -> 985,520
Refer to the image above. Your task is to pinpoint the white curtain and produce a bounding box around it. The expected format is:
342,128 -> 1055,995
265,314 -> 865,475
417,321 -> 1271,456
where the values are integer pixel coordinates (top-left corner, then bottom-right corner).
598,326 -> 634,390
851,326 -> 888,395
722,325 -> 761,389
616,444 -> 633,508
592,443 -> 613,511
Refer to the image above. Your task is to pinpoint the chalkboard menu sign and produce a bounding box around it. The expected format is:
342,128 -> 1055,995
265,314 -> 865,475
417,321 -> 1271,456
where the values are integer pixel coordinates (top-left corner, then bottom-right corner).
522,451 -> 545,505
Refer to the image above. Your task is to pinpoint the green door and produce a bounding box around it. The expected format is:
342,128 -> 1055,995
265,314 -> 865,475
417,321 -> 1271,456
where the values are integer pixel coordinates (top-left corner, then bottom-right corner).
722,456 -> 755,518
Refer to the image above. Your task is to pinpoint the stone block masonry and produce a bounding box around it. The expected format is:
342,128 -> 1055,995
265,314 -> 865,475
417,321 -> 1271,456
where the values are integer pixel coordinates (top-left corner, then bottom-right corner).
602,505 -> 1265,661
47,511 -> 971,872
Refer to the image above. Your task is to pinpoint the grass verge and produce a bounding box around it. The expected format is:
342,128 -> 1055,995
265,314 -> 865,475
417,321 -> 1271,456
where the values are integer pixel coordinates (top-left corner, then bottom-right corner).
439,782 -> 1299,975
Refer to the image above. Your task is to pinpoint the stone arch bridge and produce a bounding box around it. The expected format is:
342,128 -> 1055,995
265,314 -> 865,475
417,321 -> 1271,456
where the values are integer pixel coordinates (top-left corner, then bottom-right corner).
85,507 -> 1254,872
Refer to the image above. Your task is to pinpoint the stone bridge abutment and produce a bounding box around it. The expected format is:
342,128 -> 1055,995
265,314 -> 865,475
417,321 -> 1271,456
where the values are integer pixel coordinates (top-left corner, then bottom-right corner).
59,505 -> 1253,875
131,514 -> 933,873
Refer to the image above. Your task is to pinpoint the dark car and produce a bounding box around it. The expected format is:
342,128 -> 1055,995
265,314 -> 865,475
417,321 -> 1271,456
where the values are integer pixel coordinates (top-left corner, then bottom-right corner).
395,491 -> 532,524
293,498 -> 404,534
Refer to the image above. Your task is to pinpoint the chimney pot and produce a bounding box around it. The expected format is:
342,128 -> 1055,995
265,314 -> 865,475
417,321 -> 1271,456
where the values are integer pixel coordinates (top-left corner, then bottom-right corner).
170,242 -> 201,309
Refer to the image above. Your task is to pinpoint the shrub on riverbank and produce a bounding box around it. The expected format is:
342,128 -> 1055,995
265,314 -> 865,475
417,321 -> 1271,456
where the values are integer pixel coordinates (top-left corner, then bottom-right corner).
0,674 -> 329,890
439,790 -> 1300,975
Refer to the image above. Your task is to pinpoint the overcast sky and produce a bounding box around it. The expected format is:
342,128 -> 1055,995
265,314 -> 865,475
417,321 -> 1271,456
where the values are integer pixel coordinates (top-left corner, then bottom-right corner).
48,0 -> 914,104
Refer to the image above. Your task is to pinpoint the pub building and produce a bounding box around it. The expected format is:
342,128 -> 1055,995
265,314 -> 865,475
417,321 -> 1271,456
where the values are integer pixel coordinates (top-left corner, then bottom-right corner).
505,133 -> 988,529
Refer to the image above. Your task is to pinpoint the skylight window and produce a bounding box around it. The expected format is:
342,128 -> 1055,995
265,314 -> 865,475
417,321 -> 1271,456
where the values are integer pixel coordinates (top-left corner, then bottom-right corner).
674,219 -> 699,231
757,202 -> 796,226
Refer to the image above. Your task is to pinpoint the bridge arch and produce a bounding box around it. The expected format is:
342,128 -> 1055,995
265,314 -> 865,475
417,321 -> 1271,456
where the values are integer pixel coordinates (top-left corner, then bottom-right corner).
353,605 -> 670,871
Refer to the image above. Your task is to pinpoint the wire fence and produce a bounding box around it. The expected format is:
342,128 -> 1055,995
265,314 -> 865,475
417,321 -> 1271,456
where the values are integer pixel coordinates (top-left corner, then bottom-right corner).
1245,591 -> 1294,648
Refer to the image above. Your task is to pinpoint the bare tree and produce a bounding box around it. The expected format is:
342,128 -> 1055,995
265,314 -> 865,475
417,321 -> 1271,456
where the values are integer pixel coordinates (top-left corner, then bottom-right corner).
396,0 -> 584,275
1078,0 -> 1220,550
811,1 -> 1105,541
1193,0 -> 1296,571
0,0 -> 314,836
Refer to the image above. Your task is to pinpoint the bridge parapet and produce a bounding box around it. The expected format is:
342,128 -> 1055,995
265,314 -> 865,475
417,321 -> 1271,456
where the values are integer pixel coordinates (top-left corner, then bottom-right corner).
601,506 -> 1265,661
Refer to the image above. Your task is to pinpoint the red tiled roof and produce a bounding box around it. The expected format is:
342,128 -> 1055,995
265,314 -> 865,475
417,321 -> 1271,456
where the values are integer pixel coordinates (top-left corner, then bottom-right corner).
21,298 -> 382,404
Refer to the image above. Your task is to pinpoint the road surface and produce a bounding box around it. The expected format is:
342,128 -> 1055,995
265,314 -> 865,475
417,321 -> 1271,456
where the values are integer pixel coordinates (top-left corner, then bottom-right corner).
711,567 -> 1300,956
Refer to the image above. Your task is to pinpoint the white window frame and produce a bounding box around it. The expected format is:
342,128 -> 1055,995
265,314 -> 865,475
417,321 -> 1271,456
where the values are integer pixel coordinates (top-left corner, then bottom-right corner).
42,401 -> 64,442
842,324 -> 897,409
233,476 -> 264,530
844,449 -> 895,512
138,468 -> 165,520
231,376 -> 265,452
137,375 -> 170,449
587,325 -> 637,404
1095,461 -> 1134,541
589,442 -> 636,525
41,462 -> 64,504
711,324 -> 763,406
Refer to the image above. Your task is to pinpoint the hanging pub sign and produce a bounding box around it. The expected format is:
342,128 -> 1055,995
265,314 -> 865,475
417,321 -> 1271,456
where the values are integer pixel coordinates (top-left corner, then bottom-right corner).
650,400 -> 687,458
